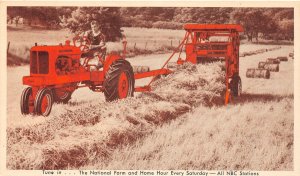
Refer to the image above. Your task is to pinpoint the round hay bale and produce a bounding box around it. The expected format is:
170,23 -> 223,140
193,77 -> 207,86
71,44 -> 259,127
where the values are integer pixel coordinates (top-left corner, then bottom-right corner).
257,49 -> 264,54
258,62 -> 266,69
136,66 -> 142,73
264,63 -> 279,72
243,52 -> 249,56
132,66 -> 150,73
141,66 -> 150,73
246,68 -> 270,79
246,68 -> 256,78
289,53 -> 294,57
262,69 -> 270,79
132,66 -> 138,73
267,58 -> 280,64
277,56 -> 288,61
254,69 -> 262,77
249,51 -> 256,55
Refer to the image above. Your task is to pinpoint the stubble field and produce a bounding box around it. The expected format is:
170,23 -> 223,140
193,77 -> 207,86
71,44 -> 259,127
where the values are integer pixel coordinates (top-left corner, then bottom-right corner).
6,27 -> 294,170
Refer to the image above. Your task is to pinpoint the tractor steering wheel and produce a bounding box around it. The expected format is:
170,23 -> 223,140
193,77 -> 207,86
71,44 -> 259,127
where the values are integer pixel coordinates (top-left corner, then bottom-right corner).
73,35 -> 91,53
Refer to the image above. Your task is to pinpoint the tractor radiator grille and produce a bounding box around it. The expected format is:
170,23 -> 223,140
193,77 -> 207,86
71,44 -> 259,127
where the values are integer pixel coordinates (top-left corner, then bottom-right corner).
31,51 -> 49,74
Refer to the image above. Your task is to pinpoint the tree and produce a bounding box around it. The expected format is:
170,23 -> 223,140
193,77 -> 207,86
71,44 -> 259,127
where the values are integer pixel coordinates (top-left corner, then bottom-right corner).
60,7 -> 122,41
7,7 -> 61,28
119,7 -> 175,28
173,8 -> 195,23
7,7 -> 29,26
230,9 -> 276,42
273,8 -> 293,20
278,19 -> 294,40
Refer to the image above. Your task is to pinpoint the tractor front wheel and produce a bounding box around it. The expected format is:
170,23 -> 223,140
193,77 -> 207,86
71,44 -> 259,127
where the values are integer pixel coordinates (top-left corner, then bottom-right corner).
34,88 -> 54,116
104,59 -> 135,101
20,87 -> 34,115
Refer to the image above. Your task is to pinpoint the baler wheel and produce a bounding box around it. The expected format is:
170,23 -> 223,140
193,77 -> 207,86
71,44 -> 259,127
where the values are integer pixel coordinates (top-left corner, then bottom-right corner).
20,87 -> 33,115
231,75 -> 242,97
34,88 -> 54,116
53,88 -> 72,104
104,59 -> 135,101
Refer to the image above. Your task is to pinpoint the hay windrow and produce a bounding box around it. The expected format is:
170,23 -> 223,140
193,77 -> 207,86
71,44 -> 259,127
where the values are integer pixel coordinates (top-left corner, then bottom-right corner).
7,62 -> 225,169
150,62 -> 226,106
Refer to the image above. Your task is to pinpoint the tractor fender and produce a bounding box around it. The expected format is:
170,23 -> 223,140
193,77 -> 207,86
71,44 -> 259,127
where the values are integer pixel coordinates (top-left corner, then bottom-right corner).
103,54 -> 124,74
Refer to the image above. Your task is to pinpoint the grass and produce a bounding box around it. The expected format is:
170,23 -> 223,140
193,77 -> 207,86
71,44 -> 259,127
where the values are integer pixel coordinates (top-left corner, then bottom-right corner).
84,96 -> 293,170
7,52 -> 30,66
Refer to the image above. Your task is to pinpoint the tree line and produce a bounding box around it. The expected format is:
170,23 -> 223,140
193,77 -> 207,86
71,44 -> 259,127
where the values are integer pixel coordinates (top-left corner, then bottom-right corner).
7,7 -> 294,42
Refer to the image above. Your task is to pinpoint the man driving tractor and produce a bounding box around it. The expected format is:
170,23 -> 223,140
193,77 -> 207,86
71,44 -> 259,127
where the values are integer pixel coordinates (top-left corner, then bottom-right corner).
81,20 -> 107,70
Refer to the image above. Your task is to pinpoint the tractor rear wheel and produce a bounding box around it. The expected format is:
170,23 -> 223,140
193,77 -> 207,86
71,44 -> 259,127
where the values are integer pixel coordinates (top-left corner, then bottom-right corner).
20,87 -> 33,115
34,88 -> 54,116
53,88 -> 72,104
104,59 -> 135,101
231,75 -> 242,97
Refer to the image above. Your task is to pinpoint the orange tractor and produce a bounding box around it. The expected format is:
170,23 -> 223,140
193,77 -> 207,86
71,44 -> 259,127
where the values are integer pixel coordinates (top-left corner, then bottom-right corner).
21,24 -> 243,116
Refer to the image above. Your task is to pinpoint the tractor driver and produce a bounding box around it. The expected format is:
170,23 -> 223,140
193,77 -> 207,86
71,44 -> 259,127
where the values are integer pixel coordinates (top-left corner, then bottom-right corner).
81,20 -> 107,70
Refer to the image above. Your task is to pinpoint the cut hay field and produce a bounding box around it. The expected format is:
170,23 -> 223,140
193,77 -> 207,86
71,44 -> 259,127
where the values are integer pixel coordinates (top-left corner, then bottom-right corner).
86,100 -> 293,170
6,27 -> 294,170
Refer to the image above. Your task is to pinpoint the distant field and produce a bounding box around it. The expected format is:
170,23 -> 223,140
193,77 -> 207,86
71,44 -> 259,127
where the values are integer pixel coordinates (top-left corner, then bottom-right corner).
7,27 -> 185,65
7,26 -> 292,66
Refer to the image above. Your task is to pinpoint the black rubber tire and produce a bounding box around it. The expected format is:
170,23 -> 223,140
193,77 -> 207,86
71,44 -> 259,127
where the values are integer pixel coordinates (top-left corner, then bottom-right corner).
34,88 -> 54,116
20,87 -> 33,115
103,59 -> 135,101
53,89 -> 72,104
231,75 -> 242,97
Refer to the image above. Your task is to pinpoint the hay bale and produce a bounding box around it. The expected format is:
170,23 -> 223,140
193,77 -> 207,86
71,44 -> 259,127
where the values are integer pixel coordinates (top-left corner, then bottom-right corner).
264,63 -> 279,72
132,66 -> 150,73
266,58 -> 280,64
141,66 -> 150,73
246,68 -> 270,79
258,61 -> 279,72
137,66 -> 150,73
277,56 -> 288,61
258,62 -> 266,69
243,52 -> 250,56
240,53 -> 245,57
289,53 -> 294,57
132,66 -> 138,73
249,51 -> 256,55
257,49 -> 265,54
246,69 -> 255,78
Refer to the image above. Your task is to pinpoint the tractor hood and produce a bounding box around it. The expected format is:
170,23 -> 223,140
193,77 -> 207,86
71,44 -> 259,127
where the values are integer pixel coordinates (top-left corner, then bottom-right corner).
30,42 -> 82,56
